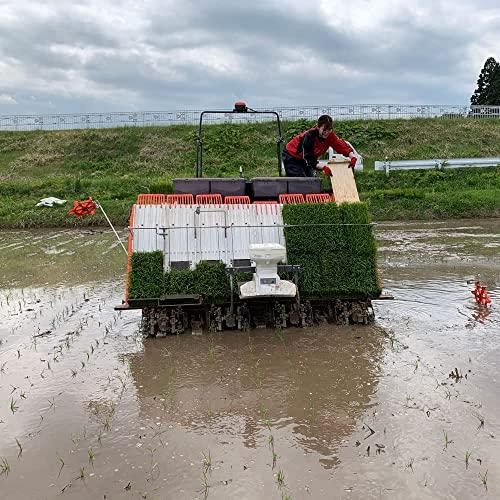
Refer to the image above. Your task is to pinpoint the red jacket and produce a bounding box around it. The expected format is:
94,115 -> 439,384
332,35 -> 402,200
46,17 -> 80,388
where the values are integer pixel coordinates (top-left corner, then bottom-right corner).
285,127 -> 352,164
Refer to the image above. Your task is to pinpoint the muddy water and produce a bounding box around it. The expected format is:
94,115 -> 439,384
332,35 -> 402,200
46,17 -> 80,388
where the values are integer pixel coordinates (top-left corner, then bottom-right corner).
0,220 -> 499,500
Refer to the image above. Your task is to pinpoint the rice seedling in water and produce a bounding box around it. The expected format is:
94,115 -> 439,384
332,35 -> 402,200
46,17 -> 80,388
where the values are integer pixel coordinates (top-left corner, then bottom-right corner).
1,361 -> 8,374
405,458 -> 414,472
159,392 -> 171,412
465,450 -> 472,469
253,358 -> 263,388
102,417 -> 111,432
442,430 -> 452,450
262,415 -> 272,432
0,457 -> 10,476
474,413 -> 485,430
275,327 -> 284,343
10,397 -> 19,414
272,450 -> 278,469
247,335 -> 255,353
268,433 -> 275,451
276,470 -> 285,488
70,369 -> 77,377
206,404 -> 214,418
90,403 -> 101,416
15,438 -> 23,457
97,430 -> 103,446
78,466 -> 87,481
88,448 -> 95,469
201,450 -> 212,474
201,469 -> 210,497
57,456 -> 65,477
479,470 -> 488,490
259,403 -> 269,417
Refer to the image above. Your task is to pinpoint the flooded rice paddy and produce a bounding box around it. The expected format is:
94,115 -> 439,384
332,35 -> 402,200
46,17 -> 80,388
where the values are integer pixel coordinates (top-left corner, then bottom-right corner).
0,219 -> 499,499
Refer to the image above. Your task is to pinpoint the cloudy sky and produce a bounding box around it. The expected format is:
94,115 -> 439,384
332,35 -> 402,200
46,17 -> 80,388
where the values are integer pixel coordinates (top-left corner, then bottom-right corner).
0,0 -> 499,114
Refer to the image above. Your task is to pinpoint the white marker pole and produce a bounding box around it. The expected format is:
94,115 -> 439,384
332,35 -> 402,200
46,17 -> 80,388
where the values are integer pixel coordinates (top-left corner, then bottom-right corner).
95,200 -> 127,255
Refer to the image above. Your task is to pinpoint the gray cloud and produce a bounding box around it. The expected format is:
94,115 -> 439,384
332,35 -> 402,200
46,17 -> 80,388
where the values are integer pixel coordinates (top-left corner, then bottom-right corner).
0,0 -> 498,114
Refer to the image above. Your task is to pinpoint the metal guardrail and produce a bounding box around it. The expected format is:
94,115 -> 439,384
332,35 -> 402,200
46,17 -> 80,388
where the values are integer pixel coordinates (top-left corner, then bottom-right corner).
1,104 -> 499,131
374,157 -> 500,175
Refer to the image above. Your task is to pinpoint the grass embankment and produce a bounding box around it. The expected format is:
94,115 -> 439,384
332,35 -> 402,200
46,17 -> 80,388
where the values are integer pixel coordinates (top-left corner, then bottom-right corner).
0,118 -> 499,228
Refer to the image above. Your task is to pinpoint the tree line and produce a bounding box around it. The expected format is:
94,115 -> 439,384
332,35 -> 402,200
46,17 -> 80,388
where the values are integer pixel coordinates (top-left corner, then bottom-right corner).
471,57 -> 500,105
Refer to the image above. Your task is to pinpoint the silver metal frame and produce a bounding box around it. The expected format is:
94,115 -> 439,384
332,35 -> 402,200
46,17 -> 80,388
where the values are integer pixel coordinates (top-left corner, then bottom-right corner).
374,157 -> 500,175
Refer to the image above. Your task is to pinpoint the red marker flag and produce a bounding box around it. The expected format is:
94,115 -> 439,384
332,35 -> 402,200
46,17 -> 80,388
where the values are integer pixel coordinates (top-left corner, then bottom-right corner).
69,197 -> 97,218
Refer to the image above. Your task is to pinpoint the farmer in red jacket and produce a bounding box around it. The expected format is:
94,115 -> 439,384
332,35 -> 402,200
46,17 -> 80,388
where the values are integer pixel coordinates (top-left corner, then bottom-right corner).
283,115 -> 357,177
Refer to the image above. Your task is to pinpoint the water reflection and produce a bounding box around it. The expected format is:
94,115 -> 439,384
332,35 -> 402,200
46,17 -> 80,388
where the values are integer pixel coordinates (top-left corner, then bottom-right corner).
126,324 -> 385,469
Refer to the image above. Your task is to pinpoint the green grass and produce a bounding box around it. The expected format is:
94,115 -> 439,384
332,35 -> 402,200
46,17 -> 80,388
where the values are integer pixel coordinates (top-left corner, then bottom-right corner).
0,118 -> 499,227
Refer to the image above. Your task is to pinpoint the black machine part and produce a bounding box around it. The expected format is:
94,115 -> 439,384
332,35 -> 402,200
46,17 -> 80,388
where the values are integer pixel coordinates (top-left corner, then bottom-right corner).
139,298 -> 377,337
195,101 -> 284,178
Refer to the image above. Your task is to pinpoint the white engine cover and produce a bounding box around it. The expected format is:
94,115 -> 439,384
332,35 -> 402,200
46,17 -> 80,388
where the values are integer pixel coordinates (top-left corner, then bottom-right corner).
239,243 -> 297,298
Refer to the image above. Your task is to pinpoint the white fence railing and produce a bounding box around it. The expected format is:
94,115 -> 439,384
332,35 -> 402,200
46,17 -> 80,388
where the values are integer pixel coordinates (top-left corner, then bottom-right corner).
374,157 -> 500,175
0,104 -> 499,131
